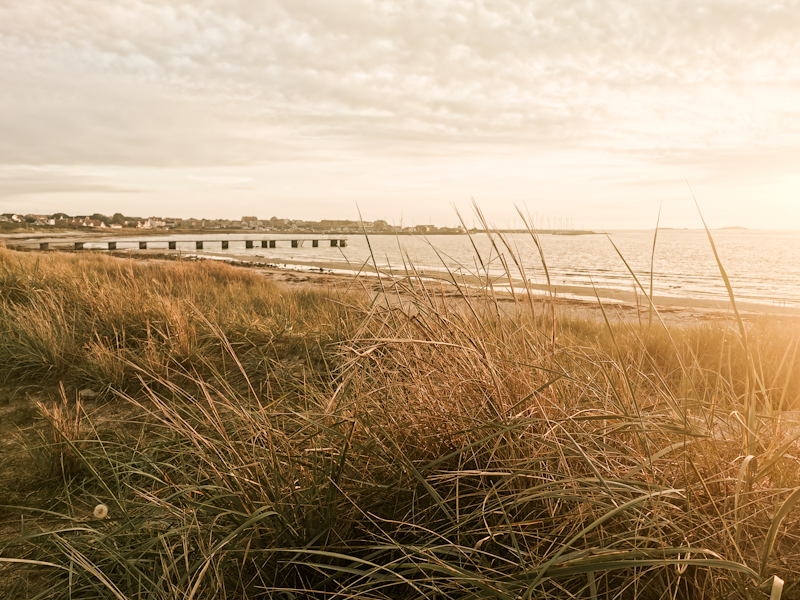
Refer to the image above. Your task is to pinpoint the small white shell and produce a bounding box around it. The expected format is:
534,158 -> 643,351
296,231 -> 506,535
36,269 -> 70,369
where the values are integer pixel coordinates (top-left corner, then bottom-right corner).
93,504 -> 109,519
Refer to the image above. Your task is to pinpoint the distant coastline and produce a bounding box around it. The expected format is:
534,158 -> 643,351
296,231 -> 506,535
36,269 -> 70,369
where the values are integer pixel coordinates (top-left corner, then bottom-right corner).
658,226 -> 749,231
0,227 -> 600,239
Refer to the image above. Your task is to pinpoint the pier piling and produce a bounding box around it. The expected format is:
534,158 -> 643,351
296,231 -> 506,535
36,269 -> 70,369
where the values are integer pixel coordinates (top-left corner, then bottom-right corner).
74,242 -> 84,250
196,241 -> 203,250
222,241 -> 229,249
108,242 -> 116,250
139,242 -> 147,250
169,242 -> 176,250
330,239 -> 338,247
39,242 -> 49,250
245,240 -> 253,249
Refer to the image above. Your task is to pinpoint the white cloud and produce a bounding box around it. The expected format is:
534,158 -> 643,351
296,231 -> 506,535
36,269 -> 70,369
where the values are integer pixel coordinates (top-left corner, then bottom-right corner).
1,0 -> 799,225
0,167 -> 140,197
188,175 -> 253,185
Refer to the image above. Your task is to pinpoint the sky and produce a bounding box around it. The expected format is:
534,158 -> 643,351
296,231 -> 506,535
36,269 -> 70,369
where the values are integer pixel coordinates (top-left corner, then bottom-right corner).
1,0 -> 799,229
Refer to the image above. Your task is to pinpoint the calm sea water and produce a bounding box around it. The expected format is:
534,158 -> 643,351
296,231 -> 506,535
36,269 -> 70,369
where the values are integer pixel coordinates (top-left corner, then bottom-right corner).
83,230 -> 800,308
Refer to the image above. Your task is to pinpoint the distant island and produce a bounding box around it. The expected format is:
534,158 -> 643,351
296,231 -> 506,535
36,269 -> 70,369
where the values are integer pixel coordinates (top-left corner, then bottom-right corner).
658,226 -> 750,231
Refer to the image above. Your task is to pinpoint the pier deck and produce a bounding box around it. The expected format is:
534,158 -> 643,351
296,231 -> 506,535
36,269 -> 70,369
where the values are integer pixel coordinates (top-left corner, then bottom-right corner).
13,236 -> 348,251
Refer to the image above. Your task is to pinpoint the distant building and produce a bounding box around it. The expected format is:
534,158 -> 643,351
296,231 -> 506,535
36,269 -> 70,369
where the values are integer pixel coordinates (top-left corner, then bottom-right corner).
70,218 -> 106,228
137,220 -> 153,229
242,216 -> 258,228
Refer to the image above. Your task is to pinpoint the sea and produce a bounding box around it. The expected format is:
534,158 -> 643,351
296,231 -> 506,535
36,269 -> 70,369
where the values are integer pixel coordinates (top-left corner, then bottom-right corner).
79,229 -> 800,309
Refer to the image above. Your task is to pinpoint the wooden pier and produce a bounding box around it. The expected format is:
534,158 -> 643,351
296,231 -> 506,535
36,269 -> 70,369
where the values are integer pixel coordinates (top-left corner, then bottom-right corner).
26,236 -> 348,252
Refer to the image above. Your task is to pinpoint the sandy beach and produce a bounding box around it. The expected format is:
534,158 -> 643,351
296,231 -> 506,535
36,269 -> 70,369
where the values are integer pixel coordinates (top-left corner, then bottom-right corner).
188,248 -> 800,325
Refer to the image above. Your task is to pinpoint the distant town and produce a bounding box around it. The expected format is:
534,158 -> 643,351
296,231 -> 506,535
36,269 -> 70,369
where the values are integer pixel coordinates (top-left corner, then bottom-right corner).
0,213 -> 466,234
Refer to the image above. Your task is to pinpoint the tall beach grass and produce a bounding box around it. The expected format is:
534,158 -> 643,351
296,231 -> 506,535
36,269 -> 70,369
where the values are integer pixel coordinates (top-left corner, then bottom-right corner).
0,248 -> 351,395
1,236 -> 800,599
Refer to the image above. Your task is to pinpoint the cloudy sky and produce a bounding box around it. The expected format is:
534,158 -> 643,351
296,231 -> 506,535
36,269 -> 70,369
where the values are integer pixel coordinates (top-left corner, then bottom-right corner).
1,0 -> 799,228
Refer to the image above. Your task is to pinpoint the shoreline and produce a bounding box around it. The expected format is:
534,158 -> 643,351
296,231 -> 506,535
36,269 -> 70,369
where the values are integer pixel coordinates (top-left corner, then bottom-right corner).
185,250 -> 800,325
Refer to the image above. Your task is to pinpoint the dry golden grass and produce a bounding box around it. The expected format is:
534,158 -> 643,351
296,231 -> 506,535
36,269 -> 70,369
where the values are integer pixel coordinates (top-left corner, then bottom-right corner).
0,248 -> 351,394
1,245 -> 800,599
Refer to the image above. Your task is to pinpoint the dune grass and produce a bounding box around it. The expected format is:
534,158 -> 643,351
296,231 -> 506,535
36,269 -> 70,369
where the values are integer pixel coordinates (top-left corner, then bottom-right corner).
1,242 -> 800,599
0,248 -> 350,395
